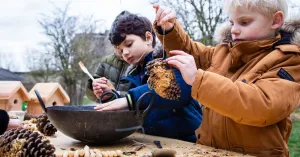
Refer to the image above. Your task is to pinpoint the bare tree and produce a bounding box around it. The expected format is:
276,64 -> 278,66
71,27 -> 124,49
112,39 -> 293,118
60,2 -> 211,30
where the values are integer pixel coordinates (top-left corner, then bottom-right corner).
150,0 -> 226,45
0,52 -> 16,71
289,2 -> 300,17
33,4 -> 110,105
26,49 -> 56,82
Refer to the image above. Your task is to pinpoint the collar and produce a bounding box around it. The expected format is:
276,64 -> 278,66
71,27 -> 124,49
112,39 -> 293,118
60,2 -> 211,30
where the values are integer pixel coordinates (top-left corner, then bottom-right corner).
228,35 -> 281,68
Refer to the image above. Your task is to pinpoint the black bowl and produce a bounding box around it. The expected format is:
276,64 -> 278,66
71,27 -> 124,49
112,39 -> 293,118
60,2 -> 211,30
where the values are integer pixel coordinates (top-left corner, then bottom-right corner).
34,90 -> 153,144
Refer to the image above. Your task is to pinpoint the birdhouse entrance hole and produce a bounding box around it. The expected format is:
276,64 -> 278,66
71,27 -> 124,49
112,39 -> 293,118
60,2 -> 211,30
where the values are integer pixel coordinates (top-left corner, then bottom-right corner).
52,101 -> 57,106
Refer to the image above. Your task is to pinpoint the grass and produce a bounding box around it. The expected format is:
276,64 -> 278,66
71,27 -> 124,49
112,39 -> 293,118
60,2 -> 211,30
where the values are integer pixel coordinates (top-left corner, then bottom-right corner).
82,96 -> 95,105
289,113 -> 300,157
294,108 -> 300,114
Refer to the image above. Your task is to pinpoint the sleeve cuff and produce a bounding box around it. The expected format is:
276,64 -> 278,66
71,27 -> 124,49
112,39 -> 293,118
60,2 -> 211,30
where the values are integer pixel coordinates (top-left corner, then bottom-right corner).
154,21 -> 175,35
100,94 -> 117,103
126,94 -> 134,110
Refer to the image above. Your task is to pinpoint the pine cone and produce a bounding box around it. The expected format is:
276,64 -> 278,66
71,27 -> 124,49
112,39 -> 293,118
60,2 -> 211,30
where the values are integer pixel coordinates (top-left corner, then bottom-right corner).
0,128 -> 56,157
24,114 -> 38,121
36,113 -> 57,136
146,58 -> 181,100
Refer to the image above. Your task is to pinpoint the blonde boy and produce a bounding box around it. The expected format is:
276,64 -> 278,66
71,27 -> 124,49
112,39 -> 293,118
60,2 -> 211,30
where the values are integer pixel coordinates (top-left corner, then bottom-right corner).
153,0 -> 300,156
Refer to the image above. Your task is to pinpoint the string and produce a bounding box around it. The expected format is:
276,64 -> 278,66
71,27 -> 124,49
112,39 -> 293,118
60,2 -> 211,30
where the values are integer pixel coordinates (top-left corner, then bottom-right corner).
162,25 -> 165,59
119,0 -> 123,12
150,20 -> 165,60
136,46 -> 149,64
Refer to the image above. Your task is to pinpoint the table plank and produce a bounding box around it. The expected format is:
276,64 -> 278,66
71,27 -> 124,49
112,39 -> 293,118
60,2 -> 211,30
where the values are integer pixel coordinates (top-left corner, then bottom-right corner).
49,131 -> 253,157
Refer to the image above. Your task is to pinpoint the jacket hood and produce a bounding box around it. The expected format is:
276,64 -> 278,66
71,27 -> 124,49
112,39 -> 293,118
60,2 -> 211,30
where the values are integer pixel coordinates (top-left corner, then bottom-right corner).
214,17 -> 300,46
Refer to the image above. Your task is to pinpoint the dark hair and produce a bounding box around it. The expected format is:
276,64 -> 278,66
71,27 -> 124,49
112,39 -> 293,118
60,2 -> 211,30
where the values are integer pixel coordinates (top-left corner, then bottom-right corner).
109,13 -> 156,48
0,109 -> 9,135
112,10 -> 130,25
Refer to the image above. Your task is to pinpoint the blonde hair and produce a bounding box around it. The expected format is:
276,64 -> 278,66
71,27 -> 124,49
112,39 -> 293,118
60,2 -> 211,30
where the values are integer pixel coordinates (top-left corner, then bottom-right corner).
223,0 -> 288,19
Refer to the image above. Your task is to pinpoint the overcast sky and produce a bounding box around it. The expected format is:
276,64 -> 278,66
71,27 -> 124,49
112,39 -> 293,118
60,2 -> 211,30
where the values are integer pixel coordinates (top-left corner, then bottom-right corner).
0,0 -> 299,72
0,0 -> 155,72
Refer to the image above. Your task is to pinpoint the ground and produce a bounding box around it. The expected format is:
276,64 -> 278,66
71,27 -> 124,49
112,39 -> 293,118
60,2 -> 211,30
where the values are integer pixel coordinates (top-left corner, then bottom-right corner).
289,108 -> 300,157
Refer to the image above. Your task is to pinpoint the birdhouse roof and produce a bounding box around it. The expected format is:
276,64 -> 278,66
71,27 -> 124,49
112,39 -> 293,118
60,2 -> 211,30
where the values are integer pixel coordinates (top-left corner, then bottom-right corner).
29,83 -> 70,104
0,81 -> 30,101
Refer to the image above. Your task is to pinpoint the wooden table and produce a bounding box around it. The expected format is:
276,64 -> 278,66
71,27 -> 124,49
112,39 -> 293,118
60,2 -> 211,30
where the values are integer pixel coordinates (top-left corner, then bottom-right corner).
49,131 -> 253,157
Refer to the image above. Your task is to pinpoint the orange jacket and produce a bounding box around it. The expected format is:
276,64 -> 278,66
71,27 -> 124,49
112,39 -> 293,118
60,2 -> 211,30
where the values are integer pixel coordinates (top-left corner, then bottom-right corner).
154,18 -> 300,157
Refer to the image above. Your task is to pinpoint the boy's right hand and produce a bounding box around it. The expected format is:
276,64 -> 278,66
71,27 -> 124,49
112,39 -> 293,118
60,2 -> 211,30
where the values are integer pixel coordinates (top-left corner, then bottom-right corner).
153,4 -> 176,32
92,77 -> 112,99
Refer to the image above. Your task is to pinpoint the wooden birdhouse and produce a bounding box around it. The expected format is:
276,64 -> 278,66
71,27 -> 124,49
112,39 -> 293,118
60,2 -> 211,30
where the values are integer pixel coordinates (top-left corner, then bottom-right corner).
0,81 -> 30,111
28,83 -> 70,116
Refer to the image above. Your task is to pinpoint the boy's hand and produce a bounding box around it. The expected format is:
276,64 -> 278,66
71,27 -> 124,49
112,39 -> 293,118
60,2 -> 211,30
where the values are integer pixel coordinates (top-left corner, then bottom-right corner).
166,50 -> 199,86
153,4 -> 176,32
94,98 -> 128,111
92,77 -> 112,99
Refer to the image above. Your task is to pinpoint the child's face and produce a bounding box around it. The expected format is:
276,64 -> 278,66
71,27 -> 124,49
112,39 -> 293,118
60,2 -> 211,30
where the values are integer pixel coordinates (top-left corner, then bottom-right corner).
115,34 -> 150,65
229,8 -> 276,42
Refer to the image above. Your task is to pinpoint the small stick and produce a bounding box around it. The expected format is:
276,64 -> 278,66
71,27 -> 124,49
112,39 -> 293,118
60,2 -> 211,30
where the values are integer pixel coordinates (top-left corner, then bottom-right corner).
78,61 -> 95,81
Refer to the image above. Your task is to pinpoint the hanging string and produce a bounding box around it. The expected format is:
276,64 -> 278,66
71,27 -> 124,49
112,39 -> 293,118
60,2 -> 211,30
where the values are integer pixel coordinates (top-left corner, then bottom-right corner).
150,20 -> 165,60
136,46 -> 149,64
162,25 -> 165,59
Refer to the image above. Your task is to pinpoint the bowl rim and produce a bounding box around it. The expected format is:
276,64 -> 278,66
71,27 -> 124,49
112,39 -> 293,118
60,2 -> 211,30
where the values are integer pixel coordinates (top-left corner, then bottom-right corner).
46,105 -> 145,113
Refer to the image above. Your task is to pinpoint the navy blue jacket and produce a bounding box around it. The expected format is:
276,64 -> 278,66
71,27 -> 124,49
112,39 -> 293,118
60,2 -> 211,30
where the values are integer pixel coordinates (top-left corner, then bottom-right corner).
124,52 -> 202,142
0,109 -> 9,135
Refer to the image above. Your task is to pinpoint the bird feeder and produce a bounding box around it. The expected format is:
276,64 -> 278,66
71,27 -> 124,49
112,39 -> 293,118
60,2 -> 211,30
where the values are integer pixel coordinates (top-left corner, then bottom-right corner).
28,83 -> 70,116
0,81 -> 30,111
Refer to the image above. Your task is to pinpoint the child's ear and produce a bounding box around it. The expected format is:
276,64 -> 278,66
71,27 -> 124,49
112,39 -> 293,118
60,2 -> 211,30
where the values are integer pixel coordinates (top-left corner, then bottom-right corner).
145,31 -> 153,44
271,11 -> 284,30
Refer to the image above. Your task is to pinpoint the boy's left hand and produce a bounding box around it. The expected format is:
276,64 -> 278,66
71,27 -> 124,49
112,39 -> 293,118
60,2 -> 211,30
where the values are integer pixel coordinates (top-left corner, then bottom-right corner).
166,50 -> 199,86
94,98 -> 128,111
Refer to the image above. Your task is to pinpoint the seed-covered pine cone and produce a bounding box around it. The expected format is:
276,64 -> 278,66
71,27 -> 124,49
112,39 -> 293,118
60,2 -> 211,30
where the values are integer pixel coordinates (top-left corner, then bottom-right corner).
36,113 -> 57,136
0,128 -> 56,157
146,58 -> 181,100
24,114 -> 38,121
